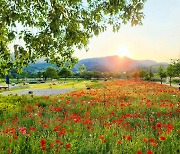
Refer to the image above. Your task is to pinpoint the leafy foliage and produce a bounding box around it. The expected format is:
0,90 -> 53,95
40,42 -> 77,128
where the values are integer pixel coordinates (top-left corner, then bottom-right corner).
148,66 -> 154,80
59,68 -> 73,80
0,0 -> 146,74
78,64 -> 86,74
158,65 -> 167,84
44,67 -> 58,80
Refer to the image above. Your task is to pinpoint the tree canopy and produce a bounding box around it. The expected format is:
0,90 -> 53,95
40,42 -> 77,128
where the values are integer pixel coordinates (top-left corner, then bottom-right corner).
59,67 -> 72,80
44,66 -> 58,79
157,65 -> 167,84
0,0 -> 146,75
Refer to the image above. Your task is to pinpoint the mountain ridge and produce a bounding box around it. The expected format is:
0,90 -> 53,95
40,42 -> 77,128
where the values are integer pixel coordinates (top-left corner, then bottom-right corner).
25,55 -> 168,73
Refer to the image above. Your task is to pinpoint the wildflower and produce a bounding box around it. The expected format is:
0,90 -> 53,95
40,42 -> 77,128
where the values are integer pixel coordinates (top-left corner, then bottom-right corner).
137,151 -> 142,154
55,148 -> 60,152
150,142 -> 158,147
113,133 -> 117,137
156,122 -> 162,128
43,124 -> 49,129
29,127 -> 36,132
99,135 -> 104,139
117,140 -> 123,144
143,138 -> 148,143
157,129 -> 162,134
147,149 -> 153,154
60,142 -> 64,146
40,139 -> 46,146
18,127 -> 26,134
9,128 -> 16,135
66,144 -> 71,149
7,149 -> 11,153
49,143 -> 54,148
69,129 -> 74,133
55,139 -> 60,143
151,126 -> 156,130
42,146 -> 46,151
159,136 -> 166,141
57,131 -> 66,135
13,135 -> 18,140
126,135 -> 132,140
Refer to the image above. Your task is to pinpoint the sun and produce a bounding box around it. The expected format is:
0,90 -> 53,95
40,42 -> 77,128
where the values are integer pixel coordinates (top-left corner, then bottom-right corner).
116,46 -> 131,58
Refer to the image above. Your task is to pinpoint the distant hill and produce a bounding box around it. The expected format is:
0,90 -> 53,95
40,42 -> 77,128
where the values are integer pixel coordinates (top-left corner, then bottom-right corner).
24,56 -> 168,73
72,56 -> 168,72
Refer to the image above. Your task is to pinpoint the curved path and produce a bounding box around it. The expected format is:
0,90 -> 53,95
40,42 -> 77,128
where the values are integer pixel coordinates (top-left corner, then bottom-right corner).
1,88 -> 76,96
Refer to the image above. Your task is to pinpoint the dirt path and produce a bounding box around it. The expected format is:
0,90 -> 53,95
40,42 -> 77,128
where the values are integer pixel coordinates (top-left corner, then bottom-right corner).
1,88 -> 76,96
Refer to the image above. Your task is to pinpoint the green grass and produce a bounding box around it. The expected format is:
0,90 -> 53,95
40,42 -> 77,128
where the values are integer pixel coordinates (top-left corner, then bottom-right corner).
0,80 -> 104,93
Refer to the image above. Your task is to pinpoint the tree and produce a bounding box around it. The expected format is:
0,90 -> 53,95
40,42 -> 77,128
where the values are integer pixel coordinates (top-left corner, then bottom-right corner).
37,71 -> 43,78
139,68 -> 147,80
166,64 -> 176,86
158,65 -> 167,84
125,72 -> 130,79
93,71 -> 103,80
59,68 -> 72,81
10,69 -> 17,79
81,71 -> 94,80
171,59 -> 180,78
148,66 -> 154,80
44,67 -> 58,80
0,0 -> 146,75
78,64 -> 86,74
133,71 -> 140,80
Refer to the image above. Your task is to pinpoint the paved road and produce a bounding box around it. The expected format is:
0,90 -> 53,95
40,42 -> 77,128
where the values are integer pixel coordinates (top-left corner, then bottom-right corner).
156,82 -> 179,89
1,88 -> 76,96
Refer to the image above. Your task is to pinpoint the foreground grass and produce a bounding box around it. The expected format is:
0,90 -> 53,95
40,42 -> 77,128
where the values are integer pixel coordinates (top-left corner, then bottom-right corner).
0,80 -> 180,153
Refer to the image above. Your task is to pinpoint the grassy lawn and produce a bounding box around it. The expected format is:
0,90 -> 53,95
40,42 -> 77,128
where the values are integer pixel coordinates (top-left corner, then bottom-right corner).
0,79 -> 104,93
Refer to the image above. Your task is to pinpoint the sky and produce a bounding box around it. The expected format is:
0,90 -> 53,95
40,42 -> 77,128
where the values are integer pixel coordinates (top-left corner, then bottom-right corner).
74,0 -> 180,63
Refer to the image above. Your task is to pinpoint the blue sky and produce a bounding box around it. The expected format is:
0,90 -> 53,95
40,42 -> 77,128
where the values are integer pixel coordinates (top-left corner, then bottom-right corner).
74,0 -> 180,62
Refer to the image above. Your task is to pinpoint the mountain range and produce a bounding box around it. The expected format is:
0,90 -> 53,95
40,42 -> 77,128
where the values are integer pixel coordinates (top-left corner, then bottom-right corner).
24,56 -> 168,73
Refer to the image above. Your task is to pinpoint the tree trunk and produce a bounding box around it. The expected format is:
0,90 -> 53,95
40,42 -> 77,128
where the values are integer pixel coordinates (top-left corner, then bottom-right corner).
161,78 -> 162,84
170,77 -> 171,86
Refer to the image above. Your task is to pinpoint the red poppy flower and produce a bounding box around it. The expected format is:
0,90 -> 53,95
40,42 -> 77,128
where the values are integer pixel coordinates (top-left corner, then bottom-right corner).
126,136 -> 132,140
42,146 -> 46,151
99,135 -> 104,139
156,122 -> 162,128
159,136 -> 166,141
40,139 -> 46,146
147,149 -> 153,154
66,144 -> 71,149
13,135 -> 18,140
55,139 -> 60,143
49,143 -> 54,148
137,151 -> 142,154
7,149 -> 11,153
143,138 -> 148,143
69,129 -> 74,133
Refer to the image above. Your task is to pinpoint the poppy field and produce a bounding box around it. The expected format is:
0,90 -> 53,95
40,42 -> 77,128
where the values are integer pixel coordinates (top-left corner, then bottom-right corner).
0,80 -> 180,154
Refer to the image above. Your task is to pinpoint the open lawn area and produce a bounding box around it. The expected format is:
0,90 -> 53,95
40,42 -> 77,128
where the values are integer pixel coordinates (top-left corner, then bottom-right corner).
0,80 -> 179,153
0,80 -> 104,96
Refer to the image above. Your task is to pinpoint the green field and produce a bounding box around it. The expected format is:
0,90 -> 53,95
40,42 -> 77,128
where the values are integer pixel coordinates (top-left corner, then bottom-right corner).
0,80 -> 179,153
